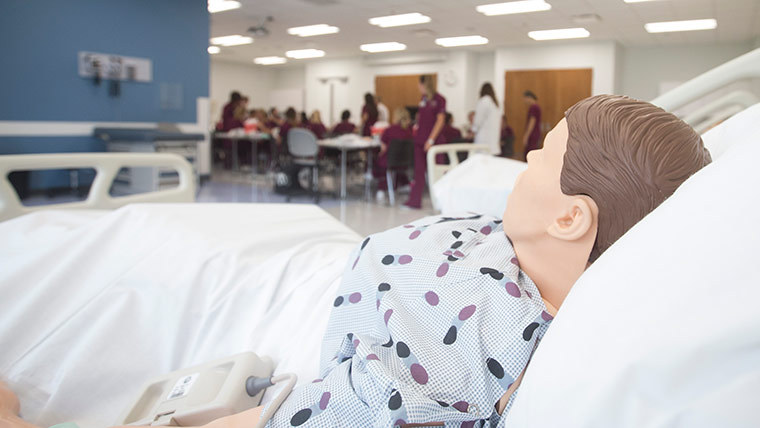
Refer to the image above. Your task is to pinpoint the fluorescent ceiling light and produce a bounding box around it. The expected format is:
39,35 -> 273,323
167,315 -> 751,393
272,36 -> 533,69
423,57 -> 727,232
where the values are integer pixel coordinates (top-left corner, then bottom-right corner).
435,35 -> 489,47
287,24 -> 339,37
369,13 -> 431,28
207,0 -> 241,13
360,42 -> 407,53
254,56 -> 287,65
624,0 -> 661,3
207,46 -> 220,54
476,1 -> 551,16
645,19 -> 717,33
209,35 -> 253,46
528,27 -> 590,40
285,49 -> 326,59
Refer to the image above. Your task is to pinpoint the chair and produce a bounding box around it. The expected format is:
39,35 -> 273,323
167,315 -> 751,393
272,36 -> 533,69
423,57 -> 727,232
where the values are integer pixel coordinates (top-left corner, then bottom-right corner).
287,128 -> 320,202
384,139 -> 414,205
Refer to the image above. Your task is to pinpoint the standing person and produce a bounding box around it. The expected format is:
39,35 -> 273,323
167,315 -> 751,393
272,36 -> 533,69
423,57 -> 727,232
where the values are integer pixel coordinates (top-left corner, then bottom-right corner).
374,107 -> 413,202
332,110 -> 356,135
522,90 -> 542,160
307,110 -> 327,139
405,74 -> 445,210
359,93 -> 378,137
472,82 -> 502,155
500,114 -> 515,158
221,91 -> 243,131
376,95 -> 389,123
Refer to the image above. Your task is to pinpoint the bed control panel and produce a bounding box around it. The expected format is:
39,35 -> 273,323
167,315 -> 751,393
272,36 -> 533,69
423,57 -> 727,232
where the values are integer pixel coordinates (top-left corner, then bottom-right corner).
117,352 -> 273,426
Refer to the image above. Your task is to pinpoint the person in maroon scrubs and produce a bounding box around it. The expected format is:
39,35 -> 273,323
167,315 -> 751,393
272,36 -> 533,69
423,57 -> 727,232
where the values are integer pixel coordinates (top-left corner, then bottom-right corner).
307,110 -> 327,139
360,93 -> 378,137
278,107 -> 301,157
374,107 -> 413,196
500,114 -> 515,158
522,90 -> 542,160
405,75 -> 446,209
442,112 -> 463,143
332,110 -> 356,135
221,91 -> 244,131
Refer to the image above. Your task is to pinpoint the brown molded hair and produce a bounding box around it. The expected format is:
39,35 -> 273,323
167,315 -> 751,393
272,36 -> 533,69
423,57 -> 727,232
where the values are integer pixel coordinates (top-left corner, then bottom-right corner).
561,95 -> 712,262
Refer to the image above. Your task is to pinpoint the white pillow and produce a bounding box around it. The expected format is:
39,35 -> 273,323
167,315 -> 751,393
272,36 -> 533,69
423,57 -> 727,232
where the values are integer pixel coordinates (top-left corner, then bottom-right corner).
433,154 -> 527,217
701,102 -> 760,158
506,117 -> 760,427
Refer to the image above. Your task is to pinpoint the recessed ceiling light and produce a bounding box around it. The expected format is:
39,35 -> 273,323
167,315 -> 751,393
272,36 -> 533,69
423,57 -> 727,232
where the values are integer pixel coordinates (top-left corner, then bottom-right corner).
254,56 -> 287,65
624,0 -> 662,3
209,35 -> 253,46
528,27 -> 590,40
207,0 -> 241,13
645,19 -> 717,33
476,1 -> 551,16
285,49 -> 326,59
360,42 -> 407,53
435,35 -> 489,47
207,46 -> 221,54
287,24 -> 340,37
369,13 -> 431,28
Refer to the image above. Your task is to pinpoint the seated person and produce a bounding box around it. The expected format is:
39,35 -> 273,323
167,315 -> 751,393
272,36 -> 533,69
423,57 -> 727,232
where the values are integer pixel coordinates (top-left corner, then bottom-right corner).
500,114 -> 515,158
266,107 -> 282,130
306,110 -> 327,139
373,107 -> 413,200
441,112 -> 463,144
332,110 -> 356,135
3,95 -> 711,428
277,107 -> 301,159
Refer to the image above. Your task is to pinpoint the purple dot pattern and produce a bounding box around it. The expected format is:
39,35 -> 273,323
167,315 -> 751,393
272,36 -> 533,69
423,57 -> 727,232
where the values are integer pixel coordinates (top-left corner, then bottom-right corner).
272,214 -> 555,427
376,282 -> 391,310
480,267 -> 522,298
381,254 -> 413,266
388,389 -> 409,427
289,391 -> 331,426
395,341 -> 429,384
444,305 -> 477,345
486,357 -> 516,390
333,292 -> 362,307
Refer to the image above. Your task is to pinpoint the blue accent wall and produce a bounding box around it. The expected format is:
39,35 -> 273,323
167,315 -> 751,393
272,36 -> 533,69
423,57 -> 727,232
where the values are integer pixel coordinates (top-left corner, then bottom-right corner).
0,0 -> 209,123
0,0 -> 209,191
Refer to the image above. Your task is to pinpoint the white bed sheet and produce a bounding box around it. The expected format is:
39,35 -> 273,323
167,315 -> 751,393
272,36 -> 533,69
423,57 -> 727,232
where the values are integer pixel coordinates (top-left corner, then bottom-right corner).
432,154 -> 527,217
0,203 -> 361,428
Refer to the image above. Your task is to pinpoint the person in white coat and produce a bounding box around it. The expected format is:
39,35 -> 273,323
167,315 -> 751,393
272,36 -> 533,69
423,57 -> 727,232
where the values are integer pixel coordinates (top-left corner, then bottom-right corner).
471,82 -> 502,155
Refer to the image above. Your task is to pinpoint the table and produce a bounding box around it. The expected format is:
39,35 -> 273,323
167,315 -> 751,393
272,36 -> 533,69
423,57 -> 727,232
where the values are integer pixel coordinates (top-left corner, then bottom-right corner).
318,135 -> 380,199
213,131 -> 272,175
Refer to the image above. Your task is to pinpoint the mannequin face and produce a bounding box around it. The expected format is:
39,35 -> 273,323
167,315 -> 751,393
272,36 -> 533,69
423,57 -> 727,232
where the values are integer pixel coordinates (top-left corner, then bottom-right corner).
503,119 -> 597,246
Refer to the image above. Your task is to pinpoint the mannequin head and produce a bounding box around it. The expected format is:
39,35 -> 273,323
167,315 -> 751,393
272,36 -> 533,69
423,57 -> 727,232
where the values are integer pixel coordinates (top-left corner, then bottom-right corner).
504,95 -> 711,307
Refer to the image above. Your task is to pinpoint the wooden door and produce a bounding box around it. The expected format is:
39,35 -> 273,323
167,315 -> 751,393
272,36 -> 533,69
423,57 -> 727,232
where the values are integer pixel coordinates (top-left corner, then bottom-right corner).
375,74 -> 437,123
504,69 -> 592,158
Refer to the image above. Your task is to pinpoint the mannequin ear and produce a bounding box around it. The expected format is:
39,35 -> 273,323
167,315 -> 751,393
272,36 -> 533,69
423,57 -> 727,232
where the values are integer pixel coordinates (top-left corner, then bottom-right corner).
546,197 -> 596,241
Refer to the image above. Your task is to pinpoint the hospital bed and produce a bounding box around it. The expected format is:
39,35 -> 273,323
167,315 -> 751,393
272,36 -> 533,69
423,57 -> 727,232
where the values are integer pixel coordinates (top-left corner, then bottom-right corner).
1,48 -> 759,428
432,47 -> 760,218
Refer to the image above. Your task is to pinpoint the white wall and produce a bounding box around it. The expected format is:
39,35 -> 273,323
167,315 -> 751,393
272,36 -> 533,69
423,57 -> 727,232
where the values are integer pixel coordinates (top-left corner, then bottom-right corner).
493,41 -> 619,107
209,60 -> 274,123
303,51 -> 482,127
620,41 -> 754,102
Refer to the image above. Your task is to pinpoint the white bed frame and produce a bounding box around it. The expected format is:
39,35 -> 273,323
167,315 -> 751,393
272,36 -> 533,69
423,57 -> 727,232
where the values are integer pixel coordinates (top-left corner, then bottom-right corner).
652,47 -> 760,128
426,143 -> 490,210
0,152 -> 195,222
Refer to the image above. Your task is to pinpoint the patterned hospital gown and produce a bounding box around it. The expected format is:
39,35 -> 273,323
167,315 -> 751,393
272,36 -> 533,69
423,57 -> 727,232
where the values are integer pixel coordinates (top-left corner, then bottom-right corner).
264,214 -> 553,427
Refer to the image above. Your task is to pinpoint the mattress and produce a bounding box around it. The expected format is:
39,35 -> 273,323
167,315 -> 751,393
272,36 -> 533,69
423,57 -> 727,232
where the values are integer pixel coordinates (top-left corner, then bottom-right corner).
0,203 -> 362,428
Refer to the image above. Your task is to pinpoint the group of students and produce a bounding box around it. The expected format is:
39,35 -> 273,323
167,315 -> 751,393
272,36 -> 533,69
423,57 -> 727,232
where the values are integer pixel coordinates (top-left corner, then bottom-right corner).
217,78 -> 542,210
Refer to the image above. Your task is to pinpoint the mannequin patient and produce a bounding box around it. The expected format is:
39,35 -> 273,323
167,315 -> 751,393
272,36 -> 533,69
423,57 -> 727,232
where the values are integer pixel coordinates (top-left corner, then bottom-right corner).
1,95 -> 711,428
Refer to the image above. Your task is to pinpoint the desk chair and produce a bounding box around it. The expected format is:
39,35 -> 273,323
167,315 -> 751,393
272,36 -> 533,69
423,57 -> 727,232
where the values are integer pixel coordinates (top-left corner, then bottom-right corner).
385,139 -> 414,206
287,128 -> 320,202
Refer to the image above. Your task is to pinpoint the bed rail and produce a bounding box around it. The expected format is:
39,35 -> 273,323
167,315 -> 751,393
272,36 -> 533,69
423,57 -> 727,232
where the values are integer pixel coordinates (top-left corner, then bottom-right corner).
652,47 -> 760,126
0,152 -> 195,222
426,143 -> 490,211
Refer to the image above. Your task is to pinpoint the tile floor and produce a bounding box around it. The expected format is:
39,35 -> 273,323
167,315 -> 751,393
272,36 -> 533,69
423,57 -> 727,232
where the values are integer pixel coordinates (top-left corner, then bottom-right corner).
197,171 -> 436,237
